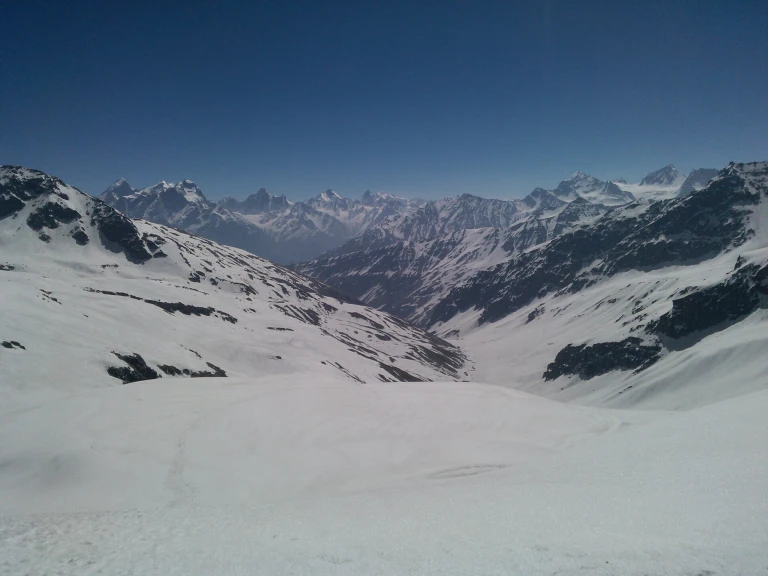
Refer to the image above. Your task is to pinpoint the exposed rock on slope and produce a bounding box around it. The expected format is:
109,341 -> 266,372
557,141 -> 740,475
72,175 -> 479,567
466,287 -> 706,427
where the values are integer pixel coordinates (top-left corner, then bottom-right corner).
0,166 -> 467,408
430,163 -> 763,327
297,195 -> 610,326
431,162 -> 768,408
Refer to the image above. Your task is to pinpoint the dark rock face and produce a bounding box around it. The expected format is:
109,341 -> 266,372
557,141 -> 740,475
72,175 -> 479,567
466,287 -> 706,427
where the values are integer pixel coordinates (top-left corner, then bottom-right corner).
90,202 -> 153,262
1,166 -> 63,219
158,362 -> 227,378
0,195 -> 24,220
526,305 -> 545,324
71,228 -> 90,245
144,299 -> 238,323
26,202 -> 81,231
190,362 -> 227,378
544,337 -> 662,381
158,364 -> 183,376
107,352 -> 160,383
649,263 -> 768,341
84,288 -> 238,324
378,362 -> 424,382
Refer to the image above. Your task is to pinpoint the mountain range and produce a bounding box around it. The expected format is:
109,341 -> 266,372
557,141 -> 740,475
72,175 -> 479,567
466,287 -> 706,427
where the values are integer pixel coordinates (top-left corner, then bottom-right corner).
97,164 -> 715,265
298,161 -> 768,408
99,179 -> 423,264
74,159 -> 768,407
3,162 -> 768,575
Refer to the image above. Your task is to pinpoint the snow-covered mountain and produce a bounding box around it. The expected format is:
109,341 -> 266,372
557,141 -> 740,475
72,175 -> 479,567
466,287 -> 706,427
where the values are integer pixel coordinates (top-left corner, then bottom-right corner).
293,172 -> 664,326
296,196 -> 609,325
677,167 -> 720,197
98,165 -> 700,266
299,162 -> 768,409
432,161 -> 768,408
4,164 -> 768,576
0,165 -> 468,409
614,164 -> 712,202
552,171 -> 636,205
99,180 -> 422,264
218,187 -> 292,213
639,163 -> 686,187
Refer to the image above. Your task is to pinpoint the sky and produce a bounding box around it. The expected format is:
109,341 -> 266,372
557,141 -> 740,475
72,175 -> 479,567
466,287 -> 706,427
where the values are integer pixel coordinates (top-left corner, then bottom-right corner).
1,1 -> 766,201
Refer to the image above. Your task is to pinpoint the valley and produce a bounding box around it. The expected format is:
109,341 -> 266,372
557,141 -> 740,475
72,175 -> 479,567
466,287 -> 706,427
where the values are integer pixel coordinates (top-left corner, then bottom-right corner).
1,163 -> 767,575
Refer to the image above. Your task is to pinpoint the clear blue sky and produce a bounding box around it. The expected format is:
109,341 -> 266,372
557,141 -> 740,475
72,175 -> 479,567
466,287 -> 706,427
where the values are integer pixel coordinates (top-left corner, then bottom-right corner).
1,1 -> 766,200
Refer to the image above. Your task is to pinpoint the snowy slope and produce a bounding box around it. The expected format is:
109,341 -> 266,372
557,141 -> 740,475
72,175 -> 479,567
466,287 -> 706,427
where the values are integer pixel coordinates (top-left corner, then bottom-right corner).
431,162 -> 768,409
1,375 -> 766,575
0,166 -> 468,411
2,166 -> 767,576
299,162 -> 768,408
614,164 -> 711,202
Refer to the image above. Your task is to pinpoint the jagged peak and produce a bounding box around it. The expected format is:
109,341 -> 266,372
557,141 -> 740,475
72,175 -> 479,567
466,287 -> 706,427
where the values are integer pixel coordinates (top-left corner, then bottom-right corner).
640,164 -> 685,187
101,177 -> 135,199
313,189 -> 343,203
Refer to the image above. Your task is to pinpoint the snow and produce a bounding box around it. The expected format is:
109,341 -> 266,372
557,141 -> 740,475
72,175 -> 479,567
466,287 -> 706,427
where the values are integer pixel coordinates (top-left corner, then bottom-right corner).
3,164 -> 768,574
1,376 -> 766,575
441,246 -> 768,410
435,163 -> 768,410
0,171 -> 469,412
615,180 -> 681,201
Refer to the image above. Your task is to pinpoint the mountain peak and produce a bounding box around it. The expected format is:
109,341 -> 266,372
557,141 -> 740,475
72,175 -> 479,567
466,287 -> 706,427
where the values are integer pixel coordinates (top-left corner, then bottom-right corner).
640,164 -> 685,187
101,177 -> 135,201
676,168 -> 720,197
317,189 -> 342,201
173,180 -> 206,203
234,187 -> 290,214
361,190 -> 376,205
